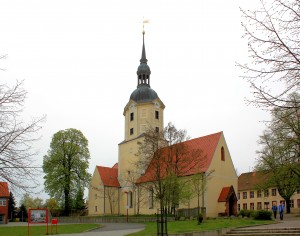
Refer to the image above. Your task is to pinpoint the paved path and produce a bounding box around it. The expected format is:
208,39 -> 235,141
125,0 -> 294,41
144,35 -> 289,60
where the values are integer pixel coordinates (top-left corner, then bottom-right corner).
0,222 -> 145,236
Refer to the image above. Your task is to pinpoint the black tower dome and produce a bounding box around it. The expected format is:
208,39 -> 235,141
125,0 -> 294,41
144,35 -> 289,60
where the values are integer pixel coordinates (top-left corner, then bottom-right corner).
129,31 -> 159,103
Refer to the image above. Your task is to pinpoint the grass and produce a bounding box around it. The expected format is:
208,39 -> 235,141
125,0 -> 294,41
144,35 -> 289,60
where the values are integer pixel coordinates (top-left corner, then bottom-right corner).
0,223 -> 101,236
128,218 -> 275,236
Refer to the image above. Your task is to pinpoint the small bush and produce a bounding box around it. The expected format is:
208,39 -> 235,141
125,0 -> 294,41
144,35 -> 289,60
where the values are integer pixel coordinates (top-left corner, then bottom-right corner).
197,213 -> 203,224
252,210 -> 272,220
238,210 -> 251,218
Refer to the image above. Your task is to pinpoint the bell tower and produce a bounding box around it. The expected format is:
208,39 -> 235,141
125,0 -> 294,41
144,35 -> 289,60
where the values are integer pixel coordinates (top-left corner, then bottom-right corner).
118,31 -> 165,207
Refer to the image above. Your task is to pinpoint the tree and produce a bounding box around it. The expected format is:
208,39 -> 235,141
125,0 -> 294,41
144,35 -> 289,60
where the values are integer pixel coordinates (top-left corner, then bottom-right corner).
73,187 -> 85,210
19,193 -> 44,209
256,93 -> 300,212
136,123 -> 205,216
8,191 -> 16,220
0,80 -> 45,192
239,0 -> 300,110
43,128 -> 91,216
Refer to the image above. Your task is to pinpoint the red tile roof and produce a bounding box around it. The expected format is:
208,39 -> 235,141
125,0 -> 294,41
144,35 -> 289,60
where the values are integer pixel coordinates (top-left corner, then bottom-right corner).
218,186 -> 231,202
97,166 -> 120,187
137,132 -> 222,184
0,182 -> 9,197
112,163 -> 118,169
238,171 -> 271,191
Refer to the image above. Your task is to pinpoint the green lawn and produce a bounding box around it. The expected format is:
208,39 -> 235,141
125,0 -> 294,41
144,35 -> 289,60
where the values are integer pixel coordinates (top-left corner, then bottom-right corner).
128,218 -> 275,236
0,223 -> 101,236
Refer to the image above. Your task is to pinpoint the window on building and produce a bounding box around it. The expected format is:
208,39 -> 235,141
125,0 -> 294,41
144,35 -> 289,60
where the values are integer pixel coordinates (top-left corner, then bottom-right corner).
243,203 -> 247,210
257,190 -> 262,198
0,199 -> 6,206
95,194 -> 97,200
128,191 -> 133,208
130,128 -> 134,135
264,189 -> 269,197
264,202 -> 270,210
297,199 -> 300,208
290,200 -> 294,208
238,193 -> 240,200
221,146 -> 225,161
238,204 -> 240,211
155,127 -> 159,132
149,188 -> 154,209
130,112 -> 134,121
95,206 -> 97,212
243,192 -> 247,199
250,191 -> 254,198
250,203 -> 254,210
155,111 -> 159,119
257,202 -> 262,210
272,189 -> 277,196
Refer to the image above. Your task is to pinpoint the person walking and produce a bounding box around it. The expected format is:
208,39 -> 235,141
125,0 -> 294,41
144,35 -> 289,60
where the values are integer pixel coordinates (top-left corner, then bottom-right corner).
271,203 -> 277,219
278,202 -> 285,220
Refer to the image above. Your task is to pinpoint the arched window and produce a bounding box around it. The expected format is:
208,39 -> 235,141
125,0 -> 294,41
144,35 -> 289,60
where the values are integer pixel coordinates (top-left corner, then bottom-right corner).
221,146 -> 225,161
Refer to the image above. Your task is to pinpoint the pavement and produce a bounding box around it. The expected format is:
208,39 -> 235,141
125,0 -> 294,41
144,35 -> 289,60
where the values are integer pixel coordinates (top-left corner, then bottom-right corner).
0,222 -> 145,236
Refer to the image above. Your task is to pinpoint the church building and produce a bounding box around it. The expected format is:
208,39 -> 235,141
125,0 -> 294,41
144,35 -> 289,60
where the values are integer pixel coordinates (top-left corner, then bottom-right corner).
88,32 -> 238,217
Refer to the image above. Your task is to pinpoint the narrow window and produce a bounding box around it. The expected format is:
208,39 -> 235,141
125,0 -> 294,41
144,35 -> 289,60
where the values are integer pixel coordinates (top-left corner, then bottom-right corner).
250,203 -> 254,210
130,112 -> 134,121
243,192 -> 247,199
250,191 -> 254,198
290,200 -> 294,208
257,202 -> 262,210
221,146 -> 225,161
243,203 -> 247,210
155,111 -> 159,119
264,202 -> 270,210
155,127 -> 159,132
130,128 -> 134,135
238,204 -> 240,211
128,191 -> 133,208
257,190 -> 262,198
264,189 -> 269,197
297,199 -> 300,208
272,189 -> 276,196
95,206 -> 97,212
237,193 -> 240,200
149,188 -> 154,209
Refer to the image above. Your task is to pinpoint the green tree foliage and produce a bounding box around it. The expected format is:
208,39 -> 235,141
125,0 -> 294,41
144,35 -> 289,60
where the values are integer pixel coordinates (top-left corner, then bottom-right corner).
73,187 -> 85,210
239,0 -> 300,110
43,128 -> 91,216
256,93 -> 300,212
19,193 -> 43,209
8,191 -> 16,220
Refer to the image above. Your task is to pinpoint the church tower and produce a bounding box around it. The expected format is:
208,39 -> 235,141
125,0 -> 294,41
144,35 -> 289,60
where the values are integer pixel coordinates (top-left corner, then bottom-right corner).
118,31 -> 165,213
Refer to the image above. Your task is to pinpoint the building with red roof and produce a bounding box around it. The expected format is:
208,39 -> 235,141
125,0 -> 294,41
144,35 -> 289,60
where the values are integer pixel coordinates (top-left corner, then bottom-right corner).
0,182 -> 9,224
88,32 -> 238,217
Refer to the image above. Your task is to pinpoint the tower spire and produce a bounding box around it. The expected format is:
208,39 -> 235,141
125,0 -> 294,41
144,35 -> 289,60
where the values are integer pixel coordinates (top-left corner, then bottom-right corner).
137,28 -> 151,87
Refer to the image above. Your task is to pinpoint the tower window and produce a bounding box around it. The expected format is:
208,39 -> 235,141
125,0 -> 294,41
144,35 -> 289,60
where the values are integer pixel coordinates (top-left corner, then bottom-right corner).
155,111 -> 159,119
221,146 -> 225,161
130,128 -> 134,135
155,127 -> 159,132
130,112 -> 134,121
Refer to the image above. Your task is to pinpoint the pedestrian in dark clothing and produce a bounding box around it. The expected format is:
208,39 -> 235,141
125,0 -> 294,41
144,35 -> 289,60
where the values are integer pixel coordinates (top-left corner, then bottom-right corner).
278,202 -> 285,220
272,203 -> 277,219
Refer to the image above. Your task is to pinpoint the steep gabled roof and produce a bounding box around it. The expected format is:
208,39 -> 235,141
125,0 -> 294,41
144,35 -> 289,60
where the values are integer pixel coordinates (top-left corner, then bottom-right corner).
238,171 -> 271,191
97,166 -> 120,187
137,132 -> 222,184
0,182 -> 9,197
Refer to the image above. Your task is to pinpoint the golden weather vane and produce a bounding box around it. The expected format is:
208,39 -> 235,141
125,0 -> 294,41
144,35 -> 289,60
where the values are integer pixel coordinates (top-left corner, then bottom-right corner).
142,18 -> 150,34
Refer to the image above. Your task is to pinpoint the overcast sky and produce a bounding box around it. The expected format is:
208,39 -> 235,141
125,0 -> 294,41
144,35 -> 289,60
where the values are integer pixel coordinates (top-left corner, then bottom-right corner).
0,0 -> 269,201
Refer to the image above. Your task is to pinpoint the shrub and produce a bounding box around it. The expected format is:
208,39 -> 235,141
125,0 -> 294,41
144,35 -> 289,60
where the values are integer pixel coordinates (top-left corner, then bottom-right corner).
197,213 -> 203,224
252,210 -> 272,220
238,210 -> 251,218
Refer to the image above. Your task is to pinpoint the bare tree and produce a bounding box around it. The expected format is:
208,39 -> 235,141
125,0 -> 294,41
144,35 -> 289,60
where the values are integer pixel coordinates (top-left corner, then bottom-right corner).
239,0 -> 300,110
136,123 -> 206,216
0,80 -> 45,192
